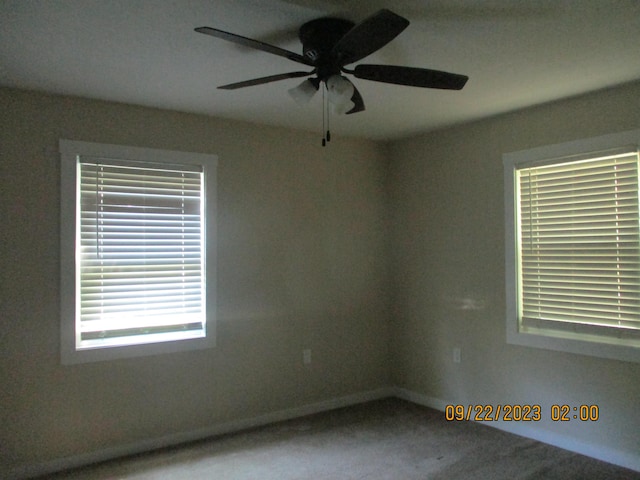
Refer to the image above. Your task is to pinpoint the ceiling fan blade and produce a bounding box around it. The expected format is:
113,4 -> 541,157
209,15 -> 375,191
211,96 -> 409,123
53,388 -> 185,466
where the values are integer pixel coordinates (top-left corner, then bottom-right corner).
346,81 -> 365,114
219,71 -> 315,90
195,26 -> 314,67
352,64 -> 469,90
332,9 -> 409,66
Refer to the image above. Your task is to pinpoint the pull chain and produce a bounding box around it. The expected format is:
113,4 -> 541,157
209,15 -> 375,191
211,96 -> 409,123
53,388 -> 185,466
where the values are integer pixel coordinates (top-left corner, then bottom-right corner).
326,98 -> 331,143
322,86 -> 326,146
321,84 -> 332,146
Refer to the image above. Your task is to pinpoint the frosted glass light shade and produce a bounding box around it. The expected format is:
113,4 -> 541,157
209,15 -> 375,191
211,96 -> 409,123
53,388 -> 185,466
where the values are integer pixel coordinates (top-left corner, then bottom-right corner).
326,75 -> 355,114
288,79 -> 317,104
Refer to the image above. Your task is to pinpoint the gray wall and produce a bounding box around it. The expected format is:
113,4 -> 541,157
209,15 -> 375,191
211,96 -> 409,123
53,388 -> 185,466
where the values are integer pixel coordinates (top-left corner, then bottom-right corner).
2,81 -> 639,476
0,88 -> 390,475
387,80 -> 640,468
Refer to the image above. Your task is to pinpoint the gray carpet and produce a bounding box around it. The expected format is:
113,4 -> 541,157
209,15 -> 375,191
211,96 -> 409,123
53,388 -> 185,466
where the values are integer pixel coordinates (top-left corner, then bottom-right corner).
39,398 -> 639,479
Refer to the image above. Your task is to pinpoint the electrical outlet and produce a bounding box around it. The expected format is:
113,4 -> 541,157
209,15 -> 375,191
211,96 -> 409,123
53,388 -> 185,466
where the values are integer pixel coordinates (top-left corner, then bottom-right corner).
453,347 -> 461,363
303,349 -> 312,365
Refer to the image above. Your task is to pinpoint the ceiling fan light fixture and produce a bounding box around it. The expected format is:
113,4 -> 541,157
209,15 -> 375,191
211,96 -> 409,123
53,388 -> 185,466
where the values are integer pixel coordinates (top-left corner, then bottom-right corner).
196,9 -> 469,138
326,75 -> 355,115
288,79 -> 318,104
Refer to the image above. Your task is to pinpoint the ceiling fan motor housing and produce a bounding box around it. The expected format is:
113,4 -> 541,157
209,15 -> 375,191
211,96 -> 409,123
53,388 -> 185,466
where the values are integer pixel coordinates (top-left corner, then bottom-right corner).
299,18 -> 354,80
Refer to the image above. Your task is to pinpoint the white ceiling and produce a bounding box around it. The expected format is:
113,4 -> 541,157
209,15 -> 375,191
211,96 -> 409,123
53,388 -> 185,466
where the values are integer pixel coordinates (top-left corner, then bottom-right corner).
1,0 -> 639,140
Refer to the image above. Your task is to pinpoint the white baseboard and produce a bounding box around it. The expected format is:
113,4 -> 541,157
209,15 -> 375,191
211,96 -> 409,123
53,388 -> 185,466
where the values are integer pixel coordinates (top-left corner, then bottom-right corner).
6,387 -> 393,480
393,386 -> 449,411
393,387 -> 640,473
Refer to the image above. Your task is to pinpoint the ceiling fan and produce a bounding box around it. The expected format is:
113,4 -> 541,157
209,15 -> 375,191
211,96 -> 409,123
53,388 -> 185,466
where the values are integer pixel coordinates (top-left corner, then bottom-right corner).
195,9 -> 468,142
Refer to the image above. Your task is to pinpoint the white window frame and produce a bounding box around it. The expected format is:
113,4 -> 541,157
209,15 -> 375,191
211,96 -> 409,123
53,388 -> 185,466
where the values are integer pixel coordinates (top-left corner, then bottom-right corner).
60,140 -> 217,364
504,129 -> 640,363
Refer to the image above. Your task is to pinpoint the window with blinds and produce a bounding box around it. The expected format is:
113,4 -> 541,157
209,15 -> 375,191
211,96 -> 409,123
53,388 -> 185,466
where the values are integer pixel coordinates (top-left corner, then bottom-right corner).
516,152 -> 640,342
60,140 -> 217,364
77,159 -> 206,348
504,130 -> 640,362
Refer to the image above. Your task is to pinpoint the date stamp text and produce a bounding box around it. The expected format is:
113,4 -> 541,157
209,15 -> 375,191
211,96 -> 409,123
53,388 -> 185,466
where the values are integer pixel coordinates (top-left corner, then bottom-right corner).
445,404 -> 599,422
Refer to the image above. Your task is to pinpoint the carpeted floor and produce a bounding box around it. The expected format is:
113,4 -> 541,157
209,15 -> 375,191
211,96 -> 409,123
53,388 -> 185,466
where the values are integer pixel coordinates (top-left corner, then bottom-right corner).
38,398 -> 640,479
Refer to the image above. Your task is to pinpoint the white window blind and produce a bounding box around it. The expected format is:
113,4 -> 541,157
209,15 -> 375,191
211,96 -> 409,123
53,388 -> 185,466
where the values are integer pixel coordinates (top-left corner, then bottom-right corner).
516,151 -> 640,341
77,158 -> 206,349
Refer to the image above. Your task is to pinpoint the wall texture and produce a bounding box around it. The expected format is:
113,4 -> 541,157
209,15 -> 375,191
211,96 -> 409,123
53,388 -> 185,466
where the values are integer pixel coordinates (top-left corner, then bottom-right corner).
0,88 -> 390,476
387,80 -> 640,469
